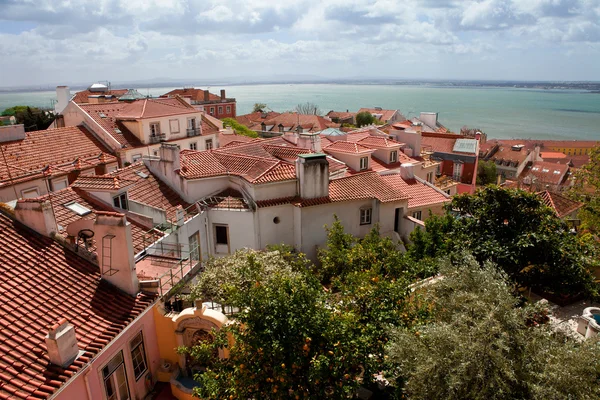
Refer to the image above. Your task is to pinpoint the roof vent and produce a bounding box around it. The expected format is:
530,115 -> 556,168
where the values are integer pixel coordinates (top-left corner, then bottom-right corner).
511,144 -> 524,151
45,318 -> 83,367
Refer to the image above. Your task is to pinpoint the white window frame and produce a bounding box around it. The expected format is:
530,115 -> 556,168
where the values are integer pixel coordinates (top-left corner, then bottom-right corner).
21,187 -> 40,199
205,139 -> 213,150
113,193 -> 128,210
226,105 -> 231,113
149,122 -> 160,136
412,210 -> 422,220
218,106 -> 223,114
129,332 -> 148,381
390,150 -> 398,163
210,107 -> 215,115
452,162 -> 463,182
359,157 -> 369,171
101,351 -> 130,400
360,208 -> 372,225
189,142 -> 197,150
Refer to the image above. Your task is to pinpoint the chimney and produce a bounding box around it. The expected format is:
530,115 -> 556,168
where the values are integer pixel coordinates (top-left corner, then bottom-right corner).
159,144 -> 181,170
297,132 -> 322,152
204,90 -> 210,102
45,319 -> 81,367
55,86 -> 71,114
296,154 -> 329,199
400,163 -> 415,180
14,199 -> 58,237
94,212 -> 139,296
220,89 -> 226,100
0,124 -> 26,143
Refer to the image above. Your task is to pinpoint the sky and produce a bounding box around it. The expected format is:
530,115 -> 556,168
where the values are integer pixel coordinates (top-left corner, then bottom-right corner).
1,0 -> 600,87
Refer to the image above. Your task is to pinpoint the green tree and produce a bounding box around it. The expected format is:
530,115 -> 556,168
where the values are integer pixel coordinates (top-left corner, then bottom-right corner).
386,254 -> 600,400
476,160 -> 497,185
252,103 -> 267,113
222,117 -> 259,138
356,111 -> 376,127
570,146 -> 600,236
315,215 -> 356,283
186,249 -> 369,399
1,105 -> 55,131
408,186 -> 598,297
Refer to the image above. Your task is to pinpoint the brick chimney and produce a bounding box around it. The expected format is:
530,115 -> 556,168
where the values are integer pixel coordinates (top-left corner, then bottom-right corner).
220,89 -> 226,100
296,154 -> 329,199
93,212 -> 139,296
204,90 -> 210,102
45,318 -> 81,367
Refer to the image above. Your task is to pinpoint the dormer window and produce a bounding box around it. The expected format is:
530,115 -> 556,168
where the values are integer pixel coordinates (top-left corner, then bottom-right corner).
360,157 -> 369,171
390,150 -> 398,163
113,193 -> 128,210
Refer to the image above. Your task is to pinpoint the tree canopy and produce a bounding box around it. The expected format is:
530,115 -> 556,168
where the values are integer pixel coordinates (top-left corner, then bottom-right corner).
409,186 -> 599,297
386,254 -> 600,400
569,145 -> 600,237
252,103 -> 267,113
295,102 -> 321,115
356,111 -> 376,127
221,118 -> 259,138
476,159 -> 498,185
1,105 -> 55,131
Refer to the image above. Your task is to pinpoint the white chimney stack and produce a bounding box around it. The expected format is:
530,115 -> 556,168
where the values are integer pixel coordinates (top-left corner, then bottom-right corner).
45,318 -> 81,367
296,154 -> 329,199
55,86 -> 71,114
400,163 -> 415,180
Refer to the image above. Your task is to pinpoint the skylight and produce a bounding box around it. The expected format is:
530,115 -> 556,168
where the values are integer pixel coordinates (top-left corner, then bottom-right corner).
135,171 -> 149,179
553,170 -> 561,174
114,128 -> 122,134
542,168 -> 550,173
64,201 -> 92,216
99,112 -> 107,118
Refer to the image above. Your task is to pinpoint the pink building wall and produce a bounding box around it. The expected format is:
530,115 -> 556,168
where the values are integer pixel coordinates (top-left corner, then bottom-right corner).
54,303 -> 160,400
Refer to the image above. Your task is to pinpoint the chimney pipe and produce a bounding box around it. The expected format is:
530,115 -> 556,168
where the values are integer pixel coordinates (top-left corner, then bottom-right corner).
220,89 -> 225,100
45,318 -> 81,367
400,163 -> 415,180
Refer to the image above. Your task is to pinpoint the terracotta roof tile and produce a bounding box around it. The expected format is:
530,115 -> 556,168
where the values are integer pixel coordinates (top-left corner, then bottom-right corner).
329,172 -> 409,203
248,113 -> 340,133
357,108 -> 402,122
71,176 -> 137,191
78,102 -> 143,148
357,136 -> 404,149
323,141 -> 374,154
380,174 -> 450,209
522,161 -> 570,186
0,126 -> 116,187
116,97 -> 196,120
108,163 -> 192,221
161,88 -> 235,104
0,212 -> 155,400
538,190 -> 583,218
72,89 -> 128,104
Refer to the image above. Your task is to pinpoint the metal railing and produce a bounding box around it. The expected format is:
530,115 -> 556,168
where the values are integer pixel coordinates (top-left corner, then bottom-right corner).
149,133 -> 166,143
186,128 -> 201,137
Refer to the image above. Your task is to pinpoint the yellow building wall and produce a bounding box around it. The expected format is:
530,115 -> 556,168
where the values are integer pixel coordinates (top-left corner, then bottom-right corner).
153,304 -> 180,382
548,146 -> 594,156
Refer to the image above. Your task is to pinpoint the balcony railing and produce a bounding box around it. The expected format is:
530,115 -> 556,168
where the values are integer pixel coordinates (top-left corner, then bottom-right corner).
149,133 -> 166,143
186,128 -> 201,137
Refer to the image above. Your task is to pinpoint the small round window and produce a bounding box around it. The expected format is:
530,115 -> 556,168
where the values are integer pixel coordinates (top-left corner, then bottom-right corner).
273,217 -> 280,224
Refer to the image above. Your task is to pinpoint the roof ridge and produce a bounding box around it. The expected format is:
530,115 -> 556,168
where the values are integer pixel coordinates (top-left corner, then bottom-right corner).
253,160 -> 285,181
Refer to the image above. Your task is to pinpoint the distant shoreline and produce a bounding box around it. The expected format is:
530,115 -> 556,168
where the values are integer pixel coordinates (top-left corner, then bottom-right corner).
1,80 -> 600,94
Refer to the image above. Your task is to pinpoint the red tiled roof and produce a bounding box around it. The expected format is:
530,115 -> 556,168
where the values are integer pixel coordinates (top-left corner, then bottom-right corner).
71,176 -> 137,191
523,161 -> 570,186
357,136 -> 404,149
0,212 -> 155,400
36,188 -> 156,254
116,97 -> 196,120
108,163 -> 191,221
72,89 -> 128,104
357,108 -> 400,122
380,174 -> 450,209
235,111 -> 281,126
248,113 -> 340,133
345,132 -> 373,143
78,102 -> 143,148
161,88 -> 235,104
0,126 -> 117,187
329,172 -> 409,203
202,188 -> 249,210
538,190 -> 583,218
201,114 -> 220,137
421,135 -> 457,154
323,141 -> 374,154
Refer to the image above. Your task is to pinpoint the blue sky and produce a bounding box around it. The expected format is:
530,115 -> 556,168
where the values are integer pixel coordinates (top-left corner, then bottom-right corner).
1,0 -> 599,87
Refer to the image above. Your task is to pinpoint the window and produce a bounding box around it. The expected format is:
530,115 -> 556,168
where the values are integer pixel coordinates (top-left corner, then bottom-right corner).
102,351 -> 130,400
130,332 -> 147,381
215,225 -> 228,245
65,201 -> 92,216
210,107 -> 215,115
426,172 -> 434,183
436,163 -> 441,176
359,157 -> 369,171
150,122 -> 160,135
21,187 -> 40,199
189,232 -> 200,262
52,179 -> 68,192
169,119 -> 180,133
452,162 -> 463,182
226,106 -> 231,113
153,150 -> 159,156
189,142 -> 197,151
132,154 -> 142,162
205,139 -> 213,150
390,151 -> 398,163
113,193 -> 128,210
445,189 -> 451,195
360,208 -> 372,225
218,106 -> 223,114
412,211 -> 422,220
187,118 -> 196,130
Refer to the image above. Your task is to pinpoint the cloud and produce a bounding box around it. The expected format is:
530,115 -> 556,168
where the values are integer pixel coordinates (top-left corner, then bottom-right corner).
0,0 -> 599,86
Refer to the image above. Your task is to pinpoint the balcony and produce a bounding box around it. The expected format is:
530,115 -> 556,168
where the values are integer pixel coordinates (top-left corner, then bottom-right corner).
186,128 -> 201,137
149,133 -> 166,143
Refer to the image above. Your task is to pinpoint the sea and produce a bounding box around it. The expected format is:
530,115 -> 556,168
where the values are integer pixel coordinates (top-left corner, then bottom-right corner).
1,84 -> 599,141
